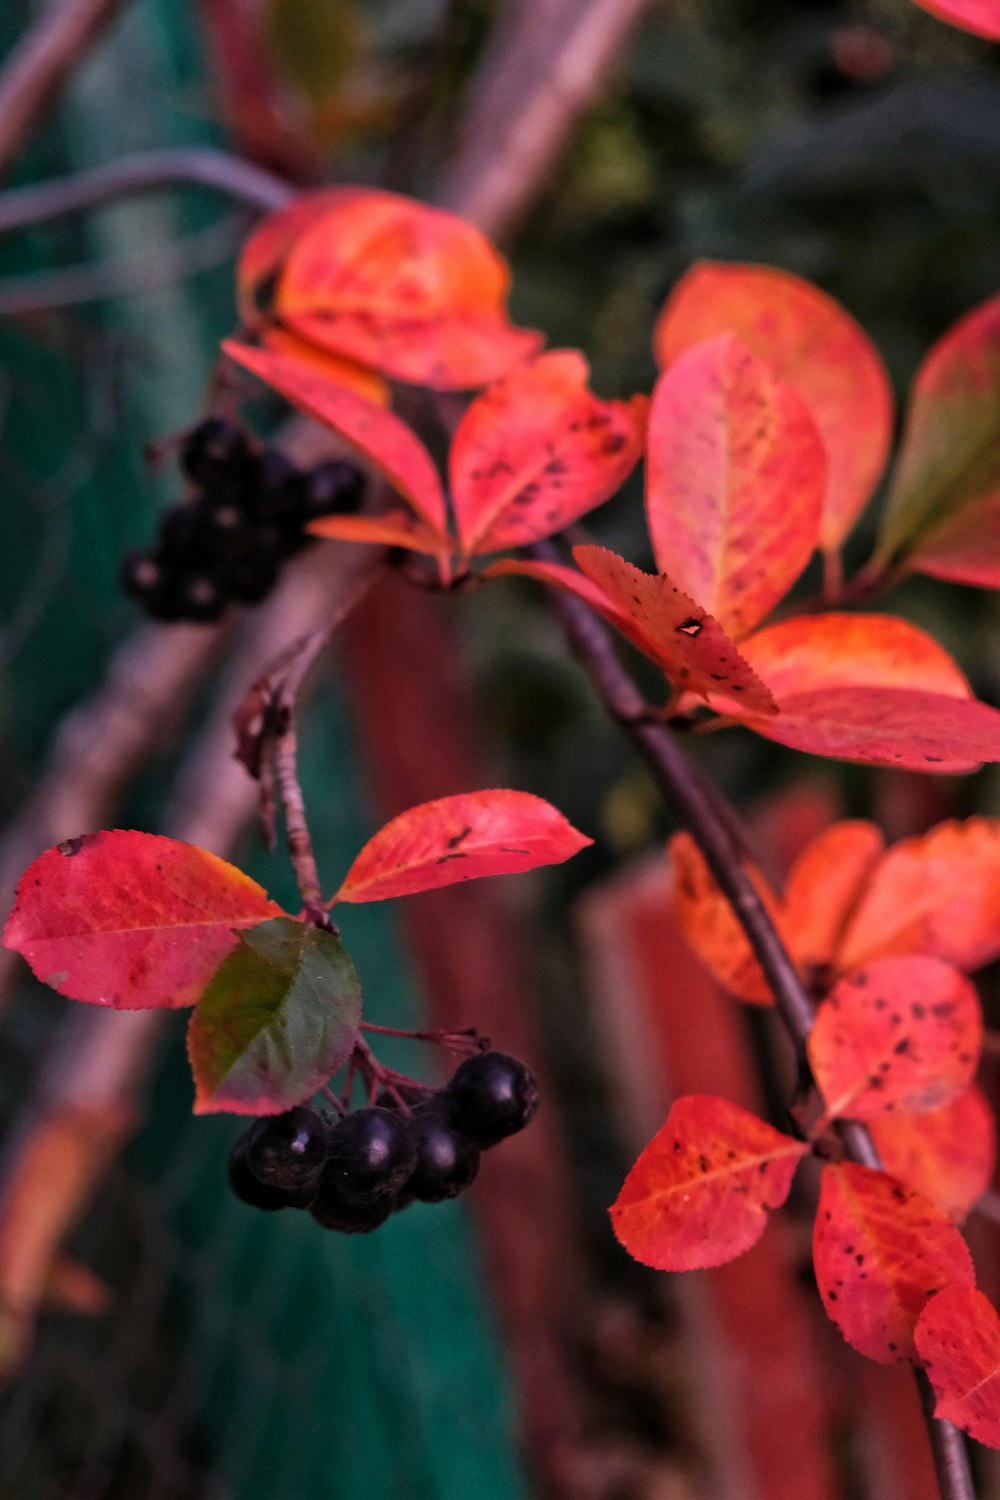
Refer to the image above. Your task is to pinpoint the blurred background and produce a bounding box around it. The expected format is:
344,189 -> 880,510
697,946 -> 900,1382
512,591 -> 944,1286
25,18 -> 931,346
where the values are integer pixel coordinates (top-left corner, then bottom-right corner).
1,1 -> 1000,1497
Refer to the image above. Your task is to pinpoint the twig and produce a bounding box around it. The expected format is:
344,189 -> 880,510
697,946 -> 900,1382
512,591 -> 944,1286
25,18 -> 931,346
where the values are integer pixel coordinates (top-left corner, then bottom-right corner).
0,147 -> 294,236
527,539 -> 975,1500
0,0 -> 127,178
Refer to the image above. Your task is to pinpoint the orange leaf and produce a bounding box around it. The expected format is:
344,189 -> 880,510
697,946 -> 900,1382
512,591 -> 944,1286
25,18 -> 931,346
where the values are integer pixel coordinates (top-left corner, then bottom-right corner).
813,1162 -> 975,1363
307,510 -> 446,555
610,1095 -> 807,1270
222,338 -> 449,540
871,1086 -> 996,1222
910,0 -> 1000,40
646,334 -> 825,637
669,831 -> 782,1005
916,1287 -> 1000,1448
333,790 -> 592,904
449,352 -> 647,555
783,821 -> 885,973
260,324 -> 390,406
838,818 -> 1000,973
573,545 -> 778,714
275,187 -> 542,388
3,831 -> 284,1009
654,261 -> 893,552
808,957 -> 982,1122
236,187 -> 361,324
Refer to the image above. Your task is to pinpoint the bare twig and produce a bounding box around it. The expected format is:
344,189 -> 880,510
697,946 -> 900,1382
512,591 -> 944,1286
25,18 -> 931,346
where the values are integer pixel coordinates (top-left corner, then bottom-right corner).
0,0 -> 127,178
527,539 -> 975,1500
0,147 -> 293,236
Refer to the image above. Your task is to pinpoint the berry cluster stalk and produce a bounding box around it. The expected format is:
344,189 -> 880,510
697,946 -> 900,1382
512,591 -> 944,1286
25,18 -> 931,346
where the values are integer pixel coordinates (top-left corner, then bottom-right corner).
527,539 -> 975,1500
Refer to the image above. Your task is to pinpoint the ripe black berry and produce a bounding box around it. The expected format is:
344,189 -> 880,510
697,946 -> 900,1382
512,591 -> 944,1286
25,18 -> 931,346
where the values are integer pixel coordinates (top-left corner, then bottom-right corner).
299,461 -> 365,521
322,1106 -> 417,1201
245,1107 -> 330,1193
228,1132 -> 304,1211
310,1180 -> 397,1233
180,418 -> 250,486
119,550 -> 182,620
176,570 -> 229,622
445,1051 -> 539,1146
408,1104 -> 480,1202
192,493 -> 260,557
219,550 -> 281,604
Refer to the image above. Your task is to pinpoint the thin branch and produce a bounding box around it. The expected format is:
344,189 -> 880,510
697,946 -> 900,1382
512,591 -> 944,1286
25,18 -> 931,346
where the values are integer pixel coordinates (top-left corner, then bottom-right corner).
527,539 -> 974,1500
0,0 -> 127,178
0,147 -> 294,236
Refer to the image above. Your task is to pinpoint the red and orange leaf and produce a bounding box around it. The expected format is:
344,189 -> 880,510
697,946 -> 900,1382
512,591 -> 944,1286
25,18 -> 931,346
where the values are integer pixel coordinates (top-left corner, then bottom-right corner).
259,324 -> 390,406
654,261 -> 893,551
808,957 -> 982,1122
783,821 -> 885,973
879,291 -> 1000,575
3,831 -> 284,1010
610,1095 -> 807,1271
813,1162 -> 975,1363
221,339 -> 450,540
333,790 -> 592,904
916,1287 -> 1000,1449
235,187 -> 361,324
871,1086 -> 996,1222
307,510 -> 446,556
449,352 -> 647,555
573,546 -> 777,713
838,818 -> 1000,973
646,334 -> 825,637
669,831 -> 782,1005
911,0 -> 1000,40
275,187 -> 542,389
908,489 -> 1000,590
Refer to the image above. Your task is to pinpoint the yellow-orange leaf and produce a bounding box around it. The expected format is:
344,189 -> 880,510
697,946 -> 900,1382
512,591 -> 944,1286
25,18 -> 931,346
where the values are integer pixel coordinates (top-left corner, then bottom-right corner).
783,821 -> 885,973
669,831 -> 782,1005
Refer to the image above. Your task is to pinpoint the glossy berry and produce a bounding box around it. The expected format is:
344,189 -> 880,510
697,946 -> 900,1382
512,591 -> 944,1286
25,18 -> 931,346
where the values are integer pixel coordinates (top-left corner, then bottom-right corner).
310,1179 -> 397,1234
245,1107 -> 330,1193
298,460 -> 365,521
119,550 -> 182,620
228,1133 -> 303,1211
220,550 -> 281,604
408,1104 -> 480,1202
445,1051 -> 539,1146
192,493 -> 260,557
180,418 -> 250,486
323,1106 -> 416,1201
177,571 -> 229,622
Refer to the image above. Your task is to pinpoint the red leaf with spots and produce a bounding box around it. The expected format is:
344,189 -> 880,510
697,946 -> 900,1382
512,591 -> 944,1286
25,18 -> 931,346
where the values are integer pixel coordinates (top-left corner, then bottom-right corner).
449,352 -> 647,556
646,334 -> 825,637
911,0 -> 1000,42
3,831 -> 284,1009
654,261 -> 893,552
872,1086 -> 996,1222
273,187 -> 542,389
333,791 -> 592,904
611,1095 -> 807,1270
916,1287 -> 1000,1449
813,1162 -> 975,1362
838,818 -> 1000,974
808,957 -> 982,1122
222,338 -> 450,540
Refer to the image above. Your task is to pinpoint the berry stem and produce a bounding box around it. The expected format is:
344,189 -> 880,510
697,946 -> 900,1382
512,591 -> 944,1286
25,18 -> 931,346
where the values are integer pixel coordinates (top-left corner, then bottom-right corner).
359,1022 -> 488,1054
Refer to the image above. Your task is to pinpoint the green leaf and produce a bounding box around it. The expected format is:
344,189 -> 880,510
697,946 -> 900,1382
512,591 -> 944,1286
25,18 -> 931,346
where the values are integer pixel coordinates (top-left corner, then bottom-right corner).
187,917 -> 361,1116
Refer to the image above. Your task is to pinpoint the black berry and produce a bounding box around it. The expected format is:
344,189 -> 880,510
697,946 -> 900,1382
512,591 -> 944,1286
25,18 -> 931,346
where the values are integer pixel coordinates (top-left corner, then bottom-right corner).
298,461 -> 365,521
176,570 -> 229,622
322,1106 -> 417,1201
445,1051 -> 539,1146
245,1107 -> 330,1193
180,418 -> 251,486
228,1132 -> 303,1211
219,550 -> 281,604
119,550 -> 182,620
310,1179 -> 397,1233
408,1103 -> 480,1202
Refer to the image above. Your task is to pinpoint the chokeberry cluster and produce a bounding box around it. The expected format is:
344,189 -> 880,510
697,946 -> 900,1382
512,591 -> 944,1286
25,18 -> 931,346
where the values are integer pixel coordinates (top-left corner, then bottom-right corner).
121,418 -> 365,623
228,1051 -> 539,1233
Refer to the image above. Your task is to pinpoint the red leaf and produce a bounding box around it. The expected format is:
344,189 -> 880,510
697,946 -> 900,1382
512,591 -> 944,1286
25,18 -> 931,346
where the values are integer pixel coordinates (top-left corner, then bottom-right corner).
274,188 -> 542,388
813,1162 -> 975,1363
3,831 -> 284,1010
916,1287 -> 1000,1448
669,831 -> 782,1005
573,546 -> 778,714
808,957 -> 982,1122
259,324 -> 391,406
910,0 -> 1000,40
221,338 -> 450,540
333,790 -> 592,904
654,261 -> 893,551
646,334 -> 825,637
839,818 -> 1000,973
880,291 -> 1000,578
610,1095 -> 807,1270
872,1086 -> 996,1222
449,351 -> 647,555
783,821 -> 885,973
236,187 -> 363,324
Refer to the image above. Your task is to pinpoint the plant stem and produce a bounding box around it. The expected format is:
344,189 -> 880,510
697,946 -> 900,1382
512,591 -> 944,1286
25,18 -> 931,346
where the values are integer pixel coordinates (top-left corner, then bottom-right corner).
528,538 -> 976,1500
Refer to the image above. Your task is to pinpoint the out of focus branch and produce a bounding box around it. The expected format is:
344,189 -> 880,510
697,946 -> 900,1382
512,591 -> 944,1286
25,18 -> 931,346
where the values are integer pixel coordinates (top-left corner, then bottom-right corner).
0,0 -> 127,178
437,0 -> 649,239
